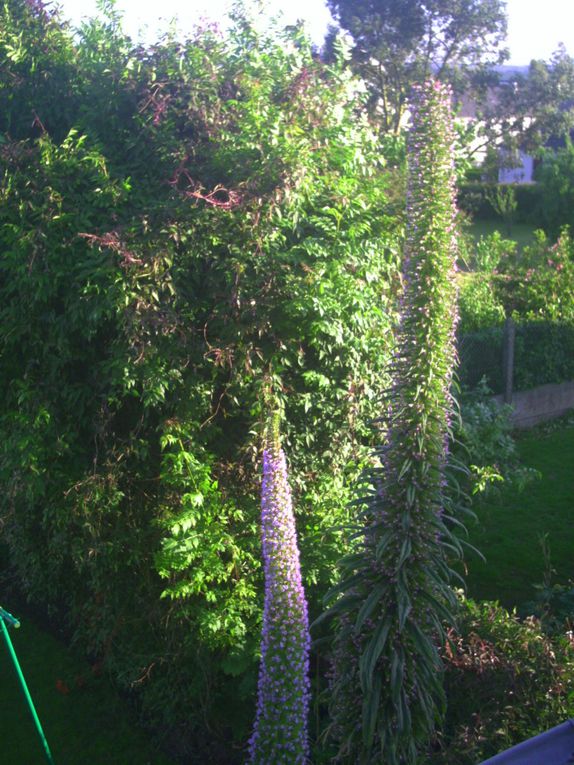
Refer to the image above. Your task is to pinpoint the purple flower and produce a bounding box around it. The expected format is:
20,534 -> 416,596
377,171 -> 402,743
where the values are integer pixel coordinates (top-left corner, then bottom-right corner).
249,419 -> 311,764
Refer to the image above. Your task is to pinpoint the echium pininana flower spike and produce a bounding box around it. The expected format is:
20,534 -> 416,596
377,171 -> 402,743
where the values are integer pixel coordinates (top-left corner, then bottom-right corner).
249,414 -> 311,765
325,80 -> 464,765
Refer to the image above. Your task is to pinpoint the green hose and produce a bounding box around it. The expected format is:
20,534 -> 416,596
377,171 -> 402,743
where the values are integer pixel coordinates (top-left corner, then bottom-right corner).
0,607 -> 55,764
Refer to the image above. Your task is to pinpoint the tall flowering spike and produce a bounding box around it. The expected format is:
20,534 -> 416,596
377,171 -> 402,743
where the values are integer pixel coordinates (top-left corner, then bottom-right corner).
249,413 -> 311,765
325,80 -> 464,764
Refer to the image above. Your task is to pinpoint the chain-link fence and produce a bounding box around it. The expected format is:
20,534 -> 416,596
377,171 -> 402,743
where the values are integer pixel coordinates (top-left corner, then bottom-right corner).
458,319 -> 574,397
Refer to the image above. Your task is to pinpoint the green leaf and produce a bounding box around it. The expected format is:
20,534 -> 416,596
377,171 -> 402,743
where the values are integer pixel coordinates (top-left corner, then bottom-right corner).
359,615 -> 393,693
362,672 -> 382,749
355,582 -> 389,633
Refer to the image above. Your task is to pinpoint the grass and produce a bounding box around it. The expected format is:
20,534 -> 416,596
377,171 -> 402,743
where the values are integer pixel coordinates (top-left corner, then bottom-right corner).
0,605 -> 176,765
465,422 -> 574,609
467,219 -> 537,249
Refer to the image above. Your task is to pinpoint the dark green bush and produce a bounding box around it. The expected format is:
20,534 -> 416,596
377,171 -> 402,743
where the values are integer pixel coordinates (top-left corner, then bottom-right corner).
458,321 -> 574,394
458,326 -> 505,392
458,182 -> 544,225
513,321 -> 574,389
0,4 -> 401,759
536,138 -> 574,237
430,596 -> 574,764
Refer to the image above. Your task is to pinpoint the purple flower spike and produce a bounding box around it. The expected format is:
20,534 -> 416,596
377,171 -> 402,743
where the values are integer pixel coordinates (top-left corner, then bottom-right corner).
249,416 -> 311,765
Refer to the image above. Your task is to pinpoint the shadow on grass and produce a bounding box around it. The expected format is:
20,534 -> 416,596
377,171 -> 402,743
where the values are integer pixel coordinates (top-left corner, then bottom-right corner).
0,607 -> 176,765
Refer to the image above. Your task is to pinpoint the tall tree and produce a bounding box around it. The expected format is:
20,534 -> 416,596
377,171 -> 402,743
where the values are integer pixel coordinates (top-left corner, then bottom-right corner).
484,46 -> 574,159
326,0 -> 508,133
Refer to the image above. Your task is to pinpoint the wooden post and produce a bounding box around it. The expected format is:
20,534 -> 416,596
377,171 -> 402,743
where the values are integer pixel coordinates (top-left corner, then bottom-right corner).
503,316 -> 515,405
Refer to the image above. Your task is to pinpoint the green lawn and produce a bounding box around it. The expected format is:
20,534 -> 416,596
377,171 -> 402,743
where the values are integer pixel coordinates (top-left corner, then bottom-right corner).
467,219 -> 537,249
465,424 -> 574,609
0,607 -> 176,765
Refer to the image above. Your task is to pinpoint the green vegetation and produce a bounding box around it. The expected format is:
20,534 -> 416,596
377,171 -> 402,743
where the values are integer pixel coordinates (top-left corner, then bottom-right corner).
433,595 -> 574,764
0,607 -> 175,765
465,422 -> 574,607
0,2 -> 399,759
466,220 -> 536,249
2,0 -> 574,762
325,80 -> 465,764
458,228 -> 574,392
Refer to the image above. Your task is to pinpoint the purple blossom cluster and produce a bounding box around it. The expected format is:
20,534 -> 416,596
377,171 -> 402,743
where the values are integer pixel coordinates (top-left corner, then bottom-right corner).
249,424 -> 311,765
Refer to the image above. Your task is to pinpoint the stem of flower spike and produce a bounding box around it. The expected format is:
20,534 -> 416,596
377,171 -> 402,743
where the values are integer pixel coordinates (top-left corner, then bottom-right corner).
323,79 -> 464,765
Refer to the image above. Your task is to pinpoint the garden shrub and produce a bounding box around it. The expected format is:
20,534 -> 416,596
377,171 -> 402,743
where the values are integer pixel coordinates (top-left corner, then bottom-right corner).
0,0 -> 80,141
429,596 -> 574,765
473,231 -> 517,273
0,3 -> 401,759
458,182 -> 543,226
457,326 -> 505,392
457,232 -> 512,335
459,320 -> 574,394
459,229 -> 574,392
522,580 -> 574,637
496,228 -> 574,321
453,380 -> 539,495
458,274 -> 506,334
513,321 -> 574,389
536,137 -> 574,238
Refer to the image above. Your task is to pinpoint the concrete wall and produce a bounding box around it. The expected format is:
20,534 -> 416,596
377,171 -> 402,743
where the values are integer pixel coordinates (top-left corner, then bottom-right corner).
494,381 -> 574,429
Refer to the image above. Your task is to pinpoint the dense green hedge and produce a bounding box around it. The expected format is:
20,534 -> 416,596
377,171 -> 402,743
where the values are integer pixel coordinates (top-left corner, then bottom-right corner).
458,321 -> 574,394
458,325 -> 505,392
458,228 -> 574,393
0,3 -> 400,760
458,182 -> 544,225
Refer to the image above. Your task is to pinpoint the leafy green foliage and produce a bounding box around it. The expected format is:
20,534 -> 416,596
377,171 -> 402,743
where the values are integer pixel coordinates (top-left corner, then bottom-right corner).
458,227 -> 574,392
0,3 -> 400,757
0,0 -> 80,140
430,596 -> 574,764
495,228 -> 574,320
454,380 -> 539,495
472,230 -> 516,273
458,274 -> 506,334
536,137 -> 574,237
484,185 -> 517,235
326,0 -> 508,133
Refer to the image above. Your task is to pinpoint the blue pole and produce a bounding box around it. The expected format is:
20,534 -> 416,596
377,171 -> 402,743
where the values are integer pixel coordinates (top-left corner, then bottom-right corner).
0,607 -> 56,764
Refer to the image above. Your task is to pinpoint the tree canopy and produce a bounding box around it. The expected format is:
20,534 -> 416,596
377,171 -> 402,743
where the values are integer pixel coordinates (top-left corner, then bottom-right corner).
485,46 -> 574,159
326,0 -> 508,133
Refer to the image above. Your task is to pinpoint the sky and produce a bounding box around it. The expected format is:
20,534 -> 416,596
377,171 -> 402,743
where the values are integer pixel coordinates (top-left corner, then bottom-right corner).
55,0 -> 574,66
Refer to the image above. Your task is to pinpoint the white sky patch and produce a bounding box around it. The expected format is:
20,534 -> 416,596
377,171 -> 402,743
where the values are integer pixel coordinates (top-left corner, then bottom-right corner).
55,0 -> 574,64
